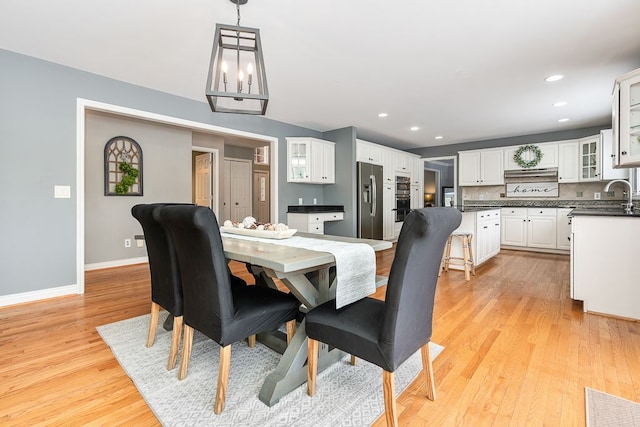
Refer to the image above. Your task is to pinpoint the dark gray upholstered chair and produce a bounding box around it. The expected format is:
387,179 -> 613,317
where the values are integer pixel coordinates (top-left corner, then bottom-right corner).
306,208 -> 462,427
155,205 -> 300,414
131,203 -> 187,370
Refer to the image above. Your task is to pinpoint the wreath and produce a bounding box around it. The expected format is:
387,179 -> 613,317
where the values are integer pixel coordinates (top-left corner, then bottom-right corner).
513,144 -> 543,168
115,161 -> 139,194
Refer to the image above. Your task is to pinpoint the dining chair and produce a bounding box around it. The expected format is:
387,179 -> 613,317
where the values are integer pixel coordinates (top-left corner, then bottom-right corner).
131,203 -> 187,370
306,207 -> 462,427
155,205 -> 300,414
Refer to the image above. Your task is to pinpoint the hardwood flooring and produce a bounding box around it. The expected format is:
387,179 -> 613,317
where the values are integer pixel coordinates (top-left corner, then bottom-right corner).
1,248 -> 639,426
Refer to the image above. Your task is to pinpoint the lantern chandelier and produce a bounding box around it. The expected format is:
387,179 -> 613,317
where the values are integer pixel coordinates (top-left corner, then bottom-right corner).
206,0 -> 269,115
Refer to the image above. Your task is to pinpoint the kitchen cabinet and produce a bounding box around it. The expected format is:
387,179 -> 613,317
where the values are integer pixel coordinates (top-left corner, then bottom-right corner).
500,208 -> 559,250
504,143 -> 558,170
394,153 -> 413,174
356,139 -> 383,165
383,182 -> 395,240
500,208 -> 527,246
287,211 -> 344,234
411,157 -> 423,186
599,130 -> 629,180
448,209 -> 500,270
571,215 -> 640,320
556,208 -> 572,251
475,210 -> 501,265
458,149 -> 504,186
411,185 -> 422,209
612,67 -> 640,167
579,136 -> 600,181
286,137 -> 335,184
558,141 -> 580,183
527,208 -> 557,249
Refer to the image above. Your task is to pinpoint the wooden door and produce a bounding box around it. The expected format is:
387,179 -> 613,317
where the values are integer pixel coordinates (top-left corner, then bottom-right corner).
224,159 -> 252,222
253,171 -> 270,224
195,153 -> 212,208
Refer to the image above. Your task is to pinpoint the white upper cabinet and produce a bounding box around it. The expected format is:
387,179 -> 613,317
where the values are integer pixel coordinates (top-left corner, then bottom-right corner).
613,67 -> 640,167
578,136 -> 600,181
286,137 -> 335,184
356,139 -> 383,165
394,153 -> 413,174
459,148 -> 504,186
558,141 -> 580,183
599,130 -> 629,180
504,143 -> 558,170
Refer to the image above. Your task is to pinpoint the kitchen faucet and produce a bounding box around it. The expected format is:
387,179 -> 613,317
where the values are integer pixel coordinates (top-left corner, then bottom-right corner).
603,179 -> 634,213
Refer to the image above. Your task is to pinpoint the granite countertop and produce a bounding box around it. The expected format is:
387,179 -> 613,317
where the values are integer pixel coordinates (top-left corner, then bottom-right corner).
569,207 -> 640,217
287,205 -> 345,213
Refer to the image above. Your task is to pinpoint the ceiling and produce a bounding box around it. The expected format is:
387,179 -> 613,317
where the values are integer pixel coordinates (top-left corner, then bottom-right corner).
2,0 -> 640,151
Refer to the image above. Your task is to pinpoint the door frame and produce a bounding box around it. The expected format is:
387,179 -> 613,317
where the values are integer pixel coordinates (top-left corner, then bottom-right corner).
76,98 -> 278,294
422,156 -> 458,207
193,146 -> 220,214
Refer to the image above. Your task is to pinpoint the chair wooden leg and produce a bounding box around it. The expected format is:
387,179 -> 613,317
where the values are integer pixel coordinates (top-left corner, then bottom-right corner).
468,235 -> 476,276
421,343 -> 437,401
247,335 -> 256,348
178,325 -> 194,380
167,315 -> 183,370
214,345 -> 231,414
444,235 -> 453,272
307,338 -> 318,396
350,355 -> 357,366
462,236 -> 471,281
286,319 -> 296,345
382,370 -> 398,427
146,302 -> 160,347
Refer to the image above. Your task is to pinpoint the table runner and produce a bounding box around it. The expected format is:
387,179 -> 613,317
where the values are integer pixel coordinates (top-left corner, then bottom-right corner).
221,233 -> 376,308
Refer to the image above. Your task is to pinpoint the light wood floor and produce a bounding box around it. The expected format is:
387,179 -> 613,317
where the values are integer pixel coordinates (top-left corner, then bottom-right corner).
1,248 -> 639,426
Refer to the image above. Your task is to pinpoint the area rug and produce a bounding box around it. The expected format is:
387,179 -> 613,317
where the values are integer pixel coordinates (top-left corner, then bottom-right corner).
97,313 -> 444,427
585,387 -> 640,427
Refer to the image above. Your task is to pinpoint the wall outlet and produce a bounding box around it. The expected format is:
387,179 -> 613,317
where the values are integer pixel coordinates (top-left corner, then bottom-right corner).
54,185 -> 71,199
298,197 -> 303,205
594,192 -> 601,200
124,239 -> 131,248
313,198 -> 317,205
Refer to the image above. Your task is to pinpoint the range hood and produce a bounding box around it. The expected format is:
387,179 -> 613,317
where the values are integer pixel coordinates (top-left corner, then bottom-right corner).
504,167 -> 558,180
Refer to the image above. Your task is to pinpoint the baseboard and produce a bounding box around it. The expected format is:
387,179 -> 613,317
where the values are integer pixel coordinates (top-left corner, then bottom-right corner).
0,284 -> 79,308
501,245 -> 570,255
84,256 -> 148,271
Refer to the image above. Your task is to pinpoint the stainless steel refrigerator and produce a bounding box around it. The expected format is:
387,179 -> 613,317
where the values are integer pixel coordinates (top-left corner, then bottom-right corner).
357,162 -> 383,239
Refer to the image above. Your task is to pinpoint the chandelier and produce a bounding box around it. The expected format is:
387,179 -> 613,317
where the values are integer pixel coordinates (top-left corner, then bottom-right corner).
206,0 -> 269,115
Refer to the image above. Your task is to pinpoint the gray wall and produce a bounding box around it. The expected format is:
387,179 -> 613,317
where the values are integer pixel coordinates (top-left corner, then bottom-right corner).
85,111 -> 192,264
409,126 -> 609,158
322,127 -> 358,237
0,48 -> 324,297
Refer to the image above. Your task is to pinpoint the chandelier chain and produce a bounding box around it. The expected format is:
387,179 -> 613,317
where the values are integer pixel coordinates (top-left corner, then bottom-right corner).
236,0 -> 241,26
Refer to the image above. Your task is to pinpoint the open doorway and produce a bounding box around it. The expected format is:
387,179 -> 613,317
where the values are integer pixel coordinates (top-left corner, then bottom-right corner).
423,156 -> 457,207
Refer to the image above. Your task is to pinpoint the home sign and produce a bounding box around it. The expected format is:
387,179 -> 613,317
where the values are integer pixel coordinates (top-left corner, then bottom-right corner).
506,182 -> 558,198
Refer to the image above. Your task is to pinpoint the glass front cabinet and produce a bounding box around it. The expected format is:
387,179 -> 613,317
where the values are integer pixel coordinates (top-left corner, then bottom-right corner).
613,67 -> 640,167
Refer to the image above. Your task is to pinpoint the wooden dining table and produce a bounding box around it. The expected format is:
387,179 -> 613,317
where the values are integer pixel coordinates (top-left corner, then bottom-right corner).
221,231 -> 392,406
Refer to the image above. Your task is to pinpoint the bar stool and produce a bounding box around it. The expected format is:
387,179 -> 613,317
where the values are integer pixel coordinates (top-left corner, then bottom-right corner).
439,231 -> 475,281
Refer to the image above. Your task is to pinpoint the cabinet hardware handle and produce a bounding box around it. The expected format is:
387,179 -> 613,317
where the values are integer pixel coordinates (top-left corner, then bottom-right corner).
622,151 -> 628,155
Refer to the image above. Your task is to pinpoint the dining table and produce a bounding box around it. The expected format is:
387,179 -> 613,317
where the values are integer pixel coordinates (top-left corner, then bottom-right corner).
221,231 -> 392,407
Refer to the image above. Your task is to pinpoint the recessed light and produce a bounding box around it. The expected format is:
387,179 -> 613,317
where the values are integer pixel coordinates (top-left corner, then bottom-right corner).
435,136 -> 443,140
410,126 -> 419,131
377,113 -> 388,118
545,74 -> 564,82
553,101 -> 568,107
558,118 -> 570,122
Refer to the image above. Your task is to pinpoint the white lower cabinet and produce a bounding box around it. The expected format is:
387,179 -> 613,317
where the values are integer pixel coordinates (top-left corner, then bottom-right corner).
500,208 -> 562,250
448,209 -> 501,270
287,212 -> 344,234
571,215 -> 640,320
556,208 -> 572,250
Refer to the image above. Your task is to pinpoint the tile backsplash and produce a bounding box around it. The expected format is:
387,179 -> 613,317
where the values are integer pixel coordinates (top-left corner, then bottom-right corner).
462,182 -> 626,203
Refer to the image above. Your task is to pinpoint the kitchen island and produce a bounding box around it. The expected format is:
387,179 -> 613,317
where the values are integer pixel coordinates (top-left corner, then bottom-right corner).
570,207 -> 640,320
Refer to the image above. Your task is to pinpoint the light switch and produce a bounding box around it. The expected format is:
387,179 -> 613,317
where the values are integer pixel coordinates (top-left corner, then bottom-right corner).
54,185 -> 71,199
